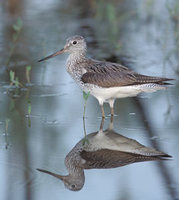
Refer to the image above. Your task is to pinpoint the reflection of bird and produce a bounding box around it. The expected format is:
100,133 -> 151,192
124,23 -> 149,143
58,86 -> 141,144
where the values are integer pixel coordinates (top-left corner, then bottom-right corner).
37,118 -> 171,191
39,35 -> 173,118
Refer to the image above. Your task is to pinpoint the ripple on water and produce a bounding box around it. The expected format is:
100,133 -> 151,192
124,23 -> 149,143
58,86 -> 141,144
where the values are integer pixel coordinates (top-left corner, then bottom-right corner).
32,92 -> 68,97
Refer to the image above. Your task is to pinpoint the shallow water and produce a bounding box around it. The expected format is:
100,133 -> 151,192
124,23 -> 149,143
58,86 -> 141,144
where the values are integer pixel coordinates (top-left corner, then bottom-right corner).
0,0 -> 179,200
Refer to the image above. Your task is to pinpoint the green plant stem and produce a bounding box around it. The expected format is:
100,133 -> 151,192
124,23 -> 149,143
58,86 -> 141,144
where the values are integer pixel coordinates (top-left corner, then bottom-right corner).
5,30 -> 21,67
83,101 -> 87,138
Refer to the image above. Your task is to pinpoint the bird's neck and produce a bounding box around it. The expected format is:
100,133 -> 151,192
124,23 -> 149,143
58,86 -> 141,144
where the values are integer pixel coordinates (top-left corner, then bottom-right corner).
68,167 -> 85,179
65,149 -> 85,179
67,51 -> 86,65
66,52 -> 87,77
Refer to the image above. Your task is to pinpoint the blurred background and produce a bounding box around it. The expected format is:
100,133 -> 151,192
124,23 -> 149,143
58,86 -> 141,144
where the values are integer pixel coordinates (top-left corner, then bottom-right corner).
0,0 -> 179,199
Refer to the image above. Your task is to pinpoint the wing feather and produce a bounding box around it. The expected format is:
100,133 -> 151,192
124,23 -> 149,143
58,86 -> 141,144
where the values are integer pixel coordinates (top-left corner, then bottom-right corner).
81,59 -> 173,88
80,149 -> 168,169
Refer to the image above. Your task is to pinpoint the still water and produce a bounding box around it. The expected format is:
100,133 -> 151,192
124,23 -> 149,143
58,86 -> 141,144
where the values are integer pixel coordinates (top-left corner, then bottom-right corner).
0,0 -> 179,200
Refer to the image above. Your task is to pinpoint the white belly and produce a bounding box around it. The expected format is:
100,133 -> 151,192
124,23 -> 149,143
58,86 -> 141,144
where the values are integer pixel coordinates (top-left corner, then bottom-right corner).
84,83 -> 166,103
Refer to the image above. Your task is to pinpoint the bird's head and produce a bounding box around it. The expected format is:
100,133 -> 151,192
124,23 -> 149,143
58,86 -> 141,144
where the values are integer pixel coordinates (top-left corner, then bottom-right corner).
64,35 -> 87,54
38,35 -> 86,62
37,168 -> 84,191
62,175 -> 84,191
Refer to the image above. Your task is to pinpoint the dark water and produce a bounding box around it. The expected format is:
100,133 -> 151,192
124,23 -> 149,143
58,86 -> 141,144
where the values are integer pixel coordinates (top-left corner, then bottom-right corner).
0,0 -> 179,200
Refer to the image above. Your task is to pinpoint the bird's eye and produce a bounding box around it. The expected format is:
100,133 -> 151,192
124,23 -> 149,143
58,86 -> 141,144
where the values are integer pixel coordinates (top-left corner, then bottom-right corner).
71,184 -> 76,188
73,41 -> 77,45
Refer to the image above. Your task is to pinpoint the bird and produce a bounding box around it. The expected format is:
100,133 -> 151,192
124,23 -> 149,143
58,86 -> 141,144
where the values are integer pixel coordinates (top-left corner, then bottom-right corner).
37,117 -> 171,191
38,35 -> 174,118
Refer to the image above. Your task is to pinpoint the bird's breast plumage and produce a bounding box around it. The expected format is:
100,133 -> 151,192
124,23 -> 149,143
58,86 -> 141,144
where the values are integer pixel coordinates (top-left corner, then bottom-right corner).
66,55 -> 91,91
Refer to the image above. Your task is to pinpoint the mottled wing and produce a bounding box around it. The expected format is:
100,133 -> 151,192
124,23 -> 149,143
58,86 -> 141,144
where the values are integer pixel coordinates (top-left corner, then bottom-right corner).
80,149 -> 168,169
81,60 -> 173,88
81,71 -> 137,87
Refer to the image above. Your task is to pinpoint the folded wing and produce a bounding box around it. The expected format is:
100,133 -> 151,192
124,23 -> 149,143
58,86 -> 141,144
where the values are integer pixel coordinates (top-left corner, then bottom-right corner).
81,60 -> 173,88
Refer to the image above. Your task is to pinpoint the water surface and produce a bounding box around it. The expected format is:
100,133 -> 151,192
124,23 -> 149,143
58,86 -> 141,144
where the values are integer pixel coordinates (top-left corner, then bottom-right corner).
0,0 -> 179,200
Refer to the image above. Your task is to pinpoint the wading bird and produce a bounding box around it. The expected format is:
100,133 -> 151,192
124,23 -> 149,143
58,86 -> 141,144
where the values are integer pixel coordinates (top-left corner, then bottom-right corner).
37,117 -> 171,191
39,35 -> 173,118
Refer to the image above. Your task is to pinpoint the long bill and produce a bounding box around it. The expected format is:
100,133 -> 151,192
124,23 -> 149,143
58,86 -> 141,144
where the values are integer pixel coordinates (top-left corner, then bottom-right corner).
37,168 -> 66,181
38,48 -> 65,62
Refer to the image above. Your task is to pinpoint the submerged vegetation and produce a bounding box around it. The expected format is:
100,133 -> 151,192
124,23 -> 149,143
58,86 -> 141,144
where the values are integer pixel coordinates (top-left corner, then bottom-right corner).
5,18 -> 23,68
26,65 -> 32,84
9,70 -> 24,87
4,18 -> 33,130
